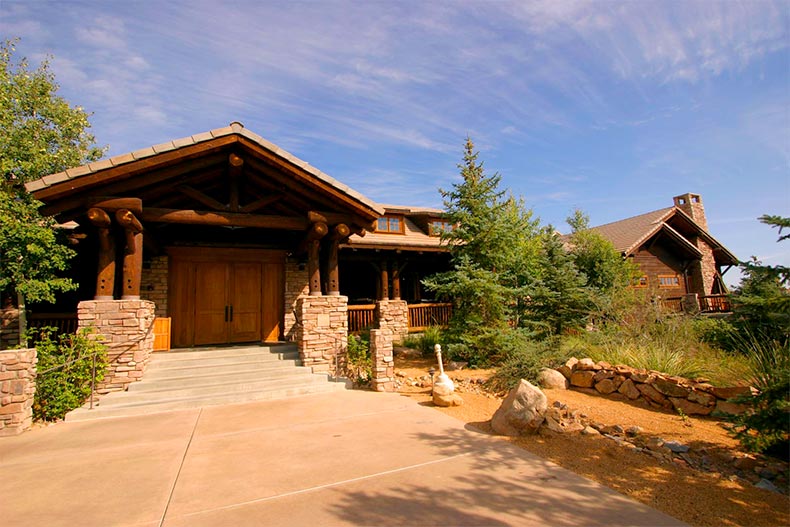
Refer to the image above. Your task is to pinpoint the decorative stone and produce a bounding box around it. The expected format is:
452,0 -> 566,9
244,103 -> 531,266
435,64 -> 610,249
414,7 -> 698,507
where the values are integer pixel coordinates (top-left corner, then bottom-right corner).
594,378 -> 617,394
637,383 -> 669,406
538,368 -> 569,390
755,479 -> 781,493
687,390 -> 716,406
557,357 -> 577,380
625,425 -> 643,437
714,400 -> 749,416
617,378 -> 641,400
711,386 -> 755,400
653,378 -> 691,398
433,392 -> 463,407
581,426 -> 600,436
491,380 -> 547,436
570,370 -> 596,388
670,397 -> 713,416
663,440 -> 690,453
575,358 -> 598,371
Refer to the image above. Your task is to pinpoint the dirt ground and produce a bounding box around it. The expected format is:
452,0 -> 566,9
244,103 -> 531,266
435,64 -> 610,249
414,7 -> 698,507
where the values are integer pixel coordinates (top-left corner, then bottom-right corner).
394,355 -> 790,527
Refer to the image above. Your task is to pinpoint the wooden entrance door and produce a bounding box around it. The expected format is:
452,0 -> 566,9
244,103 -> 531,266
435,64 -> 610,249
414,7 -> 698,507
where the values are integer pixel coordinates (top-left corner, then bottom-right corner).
169,248 -> 284,347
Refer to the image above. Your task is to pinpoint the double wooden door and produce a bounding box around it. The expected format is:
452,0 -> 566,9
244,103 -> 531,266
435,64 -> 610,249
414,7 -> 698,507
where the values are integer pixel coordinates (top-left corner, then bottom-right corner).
169,248 -> 284,347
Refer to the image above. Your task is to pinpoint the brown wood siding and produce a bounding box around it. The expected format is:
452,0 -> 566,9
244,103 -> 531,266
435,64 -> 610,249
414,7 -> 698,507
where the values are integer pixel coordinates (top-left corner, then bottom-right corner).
631,242 -> 689,295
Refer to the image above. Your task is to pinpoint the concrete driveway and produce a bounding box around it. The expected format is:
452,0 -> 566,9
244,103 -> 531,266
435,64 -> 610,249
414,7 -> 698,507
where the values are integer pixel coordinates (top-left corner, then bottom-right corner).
1,390 -> 685,526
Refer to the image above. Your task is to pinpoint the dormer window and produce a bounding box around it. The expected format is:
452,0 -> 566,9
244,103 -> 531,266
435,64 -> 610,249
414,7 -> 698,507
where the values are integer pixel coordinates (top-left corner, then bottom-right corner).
376,216 -> 404,234
429,220 -> 453,236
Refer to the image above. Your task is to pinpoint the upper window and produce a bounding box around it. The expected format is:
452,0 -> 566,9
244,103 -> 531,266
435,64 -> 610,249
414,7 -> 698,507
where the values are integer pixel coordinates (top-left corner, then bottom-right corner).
376,216 -> 404,234
658,274 -> 680,288
633,275 -> 648,288
429,220 -> 453,236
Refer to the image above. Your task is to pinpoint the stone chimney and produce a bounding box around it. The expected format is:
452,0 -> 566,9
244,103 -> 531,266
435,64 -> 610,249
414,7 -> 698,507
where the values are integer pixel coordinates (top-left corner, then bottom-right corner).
673,193 -> 708,232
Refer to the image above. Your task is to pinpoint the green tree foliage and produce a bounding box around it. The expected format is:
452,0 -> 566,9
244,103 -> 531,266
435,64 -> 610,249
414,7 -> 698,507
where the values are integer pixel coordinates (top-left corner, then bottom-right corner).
529,228 -> 593,336
0,39 -> 104,306
730,215 -> 790,345
566,208 -> 637,294
0,190 -> 75,303
424,138 -> 541,338
1,39 -> 104,184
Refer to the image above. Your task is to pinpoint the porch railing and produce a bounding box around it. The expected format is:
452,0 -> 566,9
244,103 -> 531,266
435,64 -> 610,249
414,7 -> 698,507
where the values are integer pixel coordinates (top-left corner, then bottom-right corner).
28,312 -> 78,335
348,304 -> 376,333
408,303 -> 452,332
659,297 -> 683,313
700,294 -> 731,313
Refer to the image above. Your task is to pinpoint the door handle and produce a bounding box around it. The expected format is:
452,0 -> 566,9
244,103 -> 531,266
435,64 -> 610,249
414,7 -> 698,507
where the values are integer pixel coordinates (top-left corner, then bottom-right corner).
224,305 -> 229,322
229,305 -> 233,322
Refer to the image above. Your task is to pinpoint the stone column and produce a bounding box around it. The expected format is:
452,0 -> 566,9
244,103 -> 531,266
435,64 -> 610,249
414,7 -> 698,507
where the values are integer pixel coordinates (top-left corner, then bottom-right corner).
375,299 -> 409,342
0,348 -> 36,436
370,328 -> 394,392
0,304 -> 20,351
77,299 -> 155,393
295,295 -> 348,374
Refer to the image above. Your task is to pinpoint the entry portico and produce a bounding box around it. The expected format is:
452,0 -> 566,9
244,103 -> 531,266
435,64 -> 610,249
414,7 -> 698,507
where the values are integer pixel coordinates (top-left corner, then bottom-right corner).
25,122 -> 388,388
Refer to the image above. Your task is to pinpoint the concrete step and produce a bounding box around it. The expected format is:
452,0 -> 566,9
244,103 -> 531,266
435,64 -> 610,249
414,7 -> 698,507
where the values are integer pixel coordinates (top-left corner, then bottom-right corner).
127,368 -> 317,392
97,375 -> 335,406
66,382 -> 347,421
65,344 -> 348,422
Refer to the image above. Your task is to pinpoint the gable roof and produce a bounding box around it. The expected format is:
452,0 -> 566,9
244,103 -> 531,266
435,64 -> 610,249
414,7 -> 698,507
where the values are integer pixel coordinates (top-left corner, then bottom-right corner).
344,204 -> 448,251
590,206 -> 738,265
25,122 -> 384,225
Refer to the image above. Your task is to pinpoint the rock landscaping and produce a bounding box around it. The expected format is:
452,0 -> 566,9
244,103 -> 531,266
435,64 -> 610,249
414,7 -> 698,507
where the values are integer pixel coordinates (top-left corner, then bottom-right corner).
556,357 -> 754,416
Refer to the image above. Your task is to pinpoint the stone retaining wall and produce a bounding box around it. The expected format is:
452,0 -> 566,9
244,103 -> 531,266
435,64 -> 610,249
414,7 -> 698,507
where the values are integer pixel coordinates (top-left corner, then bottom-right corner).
0,348 -> 36,436
285,260 -> 310,341
558,357 -> 753,416
78,300 -> 156,393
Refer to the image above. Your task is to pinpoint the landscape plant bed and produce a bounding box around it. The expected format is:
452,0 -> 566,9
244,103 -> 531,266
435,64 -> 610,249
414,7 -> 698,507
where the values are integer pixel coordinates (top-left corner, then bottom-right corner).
394,355 -> 790,527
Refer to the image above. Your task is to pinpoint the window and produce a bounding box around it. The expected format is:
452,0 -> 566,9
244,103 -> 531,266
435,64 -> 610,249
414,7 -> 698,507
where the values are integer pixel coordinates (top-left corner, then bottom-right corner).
658,274 -> 680,288
429,220 -> 453,236
376,216 -> 404,234
633,275 -> 648,288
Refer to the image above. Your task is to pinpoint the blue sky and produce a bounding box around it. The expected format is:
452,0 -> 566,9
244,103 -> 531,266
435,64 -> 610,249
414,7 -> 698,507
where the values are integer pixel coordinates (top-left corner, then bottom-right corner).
2,0 -> 788,286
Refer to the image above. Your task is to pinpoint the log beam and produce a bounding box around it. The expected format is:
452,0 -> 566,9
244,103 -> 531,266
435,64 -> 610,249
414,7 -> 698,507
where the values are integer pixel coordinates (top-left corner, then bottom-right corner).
379,261 -> 389,300
228,153 -> 243,212
87,208 -> 115,300
89,197 -> 143,214
115,209 -> 143,299
391,263 -> 401,300
141,208 -> 310,230
326,224 -> 349,295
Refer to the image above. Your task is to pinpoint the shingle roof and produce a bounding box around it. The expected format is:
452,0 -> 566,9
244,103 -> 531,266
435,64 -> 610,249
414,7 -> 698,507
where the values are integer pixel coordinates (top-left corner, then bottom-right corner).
25,122 -> 384,217
590,207 -> 674,254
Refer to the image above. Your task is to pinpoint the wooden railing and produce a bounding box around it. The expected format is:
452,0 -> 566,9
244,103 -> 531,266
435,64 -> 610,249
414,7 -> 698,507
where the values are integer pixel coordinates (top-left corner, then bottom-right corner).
700,294 -> 731,313
348,304 -> 376,333
27,313 -> 78,335
408,303 -> 452,332
660,297 -> 683,313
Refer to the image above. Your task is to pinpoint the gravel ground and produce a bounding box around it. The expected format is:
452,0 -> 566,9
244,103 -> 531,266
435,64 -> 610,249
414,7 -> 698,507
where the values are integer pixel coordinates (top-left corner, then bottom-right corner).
394,356 -> 790,527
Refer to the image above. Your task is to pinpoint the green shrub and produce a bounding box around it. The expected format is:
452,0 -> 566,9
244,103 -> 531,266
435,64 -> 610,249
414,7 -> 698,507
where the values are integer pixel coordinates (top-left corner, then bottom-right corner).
728,336 -> 790,457
487,336 -> 560,392
402,326 -> 444,358
30,327 -> 107,421
692,316 -> 737,350
346,333 -> 372,386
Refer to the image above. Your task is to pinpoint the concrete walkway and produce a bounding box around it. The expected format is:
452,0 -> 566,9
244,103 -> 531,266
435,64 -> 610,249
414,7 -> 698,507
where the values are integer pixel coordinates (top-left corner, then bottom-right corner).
1,390 -> 685,526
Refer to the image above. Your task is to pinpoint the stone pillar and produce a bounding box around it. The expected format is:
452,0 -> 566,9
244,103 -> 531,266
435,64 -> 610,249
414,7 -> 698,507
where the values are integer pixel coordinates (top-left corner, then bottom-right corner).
1,305 -> 20,351
681,293 -> 700,314
370,328 -> 394,392
0,348 -> 36,436
375,299 -> 409,342
295,295 -> 348,374
284,259 -> 310,341
77,299 -> 155,393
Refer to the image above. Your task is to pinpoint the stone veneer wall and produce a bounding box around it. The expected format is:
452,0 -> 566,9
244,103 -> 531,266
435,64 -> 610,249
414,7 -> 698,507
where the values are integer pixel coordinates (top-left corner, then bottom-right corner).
0,348 -> 36,436
375,299 -> 408,342
140,256 -> 168,317
1,306 -> 20,350
558,357 -> 752,416
285,259 -> 310,341
695,238 -> 717,295
369,328 -> 395,392
78,300 -> 156,393
295,295 -> 347,374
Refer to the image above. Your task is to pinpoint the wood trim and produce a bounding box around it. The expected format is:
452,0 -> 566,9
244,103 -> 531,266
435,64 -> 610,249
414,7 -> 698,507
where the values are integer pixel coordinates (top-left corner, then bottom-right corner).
168,247 -> 286,263
142,208 -> 310,230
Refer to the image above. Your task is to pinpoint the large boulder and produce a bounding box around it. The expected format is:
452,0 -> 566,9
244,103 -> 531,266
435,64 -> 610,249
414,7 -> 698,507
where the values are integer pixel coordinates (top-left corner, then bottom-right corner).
491,380 -> 547,436
539,368 -> 569,390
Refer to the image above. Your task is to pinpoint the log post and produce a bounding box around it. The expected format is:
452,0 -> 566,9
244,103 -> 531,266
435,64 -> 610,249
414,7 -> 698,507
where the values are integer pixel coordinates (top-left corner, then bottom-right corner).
392,263 -> 401,300
115,209 -> 143,300
87,208 -> 116,300
228,153 -> 243,212
302,222 -> 328,296
380,260 -> 389,300
326,224 -> 350,296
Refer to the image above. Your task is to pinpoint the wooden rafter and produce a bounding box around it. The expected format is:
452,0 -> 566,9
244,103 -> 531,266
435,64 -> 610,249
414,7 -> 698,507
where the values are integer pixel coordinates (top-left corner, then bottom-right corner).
141,207 -> 310,230
240,193 -> 283,213
178,185 -> 227,211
